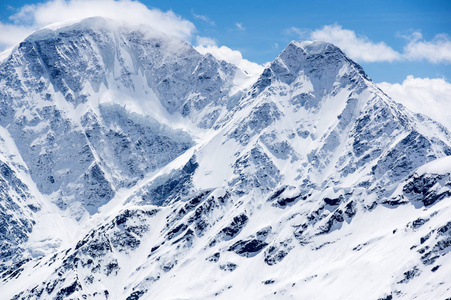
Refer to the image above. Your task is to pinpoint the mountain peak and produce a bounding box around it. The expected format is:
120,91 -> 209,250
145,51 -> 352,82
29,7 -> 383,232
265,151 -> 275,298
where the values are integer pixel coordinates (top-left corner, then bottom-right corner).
276,40 -> 349,74
288,40 -> 341,55
284,40 -> 370,82
23,16 -> 173,46
251,40 -> 368,96
24,17 -> 114,41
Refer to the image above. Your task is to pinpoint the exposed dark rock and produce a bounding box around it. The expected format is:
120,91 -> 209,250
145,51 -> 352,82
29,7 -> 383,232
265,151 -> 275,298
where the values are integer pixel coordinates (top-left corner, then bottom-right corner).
403,172 -> 451,207
324,195 -> 343,206
219,262 -> 237,272
55,278 -> 82,300
431,265 -> 440,272
264,246 -> 289,266
126,290 -> 146,300
206,252 -> 220,263
219,214 -> 248,240
139,156 -> 199,206
408,217 -> 429,230
228,239 -> 269,257
397,266 -> 420,284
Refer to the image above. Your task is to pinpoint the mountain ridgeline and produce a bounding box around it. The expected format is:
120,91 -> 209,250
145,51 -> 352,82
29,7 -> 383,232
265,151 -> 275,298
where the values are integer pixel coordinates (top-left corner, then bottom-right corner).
0,17 -> 450,300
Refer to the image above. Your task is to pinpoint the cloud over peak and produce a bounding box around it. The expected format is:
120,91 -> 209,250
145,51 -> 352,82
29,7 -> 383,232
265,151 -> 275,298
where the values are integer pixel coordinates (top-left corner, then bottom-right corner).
288,24 -> 451,64
378,76 -> 451,130
310,25 -> 401,62
0,0 -> 195,50
195,37 -> 263,78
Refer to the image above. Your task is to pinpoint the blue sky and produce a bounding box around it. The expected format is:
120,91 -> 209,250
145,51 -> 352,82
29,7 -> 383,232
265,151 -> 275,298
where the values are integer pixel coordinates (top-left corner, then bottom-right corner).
0,0 -> 450,83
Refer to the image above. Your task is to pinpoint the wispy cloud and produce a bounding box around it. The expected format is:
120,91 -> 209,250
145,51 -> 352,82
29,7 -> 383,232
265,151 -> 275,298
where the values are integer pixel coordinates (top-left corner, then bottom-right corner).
191,10 -> 215,25
195,43 -> 263,77
378,76 -> 451,130
0,0 -> 195,50
403,32 -> 451,64
195,36 -> 217,47
284,26 -> 308,37
0,23 -> 34,50
236,23 -> 245,31
310,25 -> 401,62
286,24 -> 451,64
195,35 -> 264,78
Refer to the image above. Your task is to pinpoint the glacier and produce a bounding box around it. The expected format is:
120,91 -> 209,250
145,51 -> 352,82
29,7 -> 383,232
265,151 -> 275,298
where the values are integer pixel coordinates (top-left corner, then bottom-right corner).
0,17 -> 450,299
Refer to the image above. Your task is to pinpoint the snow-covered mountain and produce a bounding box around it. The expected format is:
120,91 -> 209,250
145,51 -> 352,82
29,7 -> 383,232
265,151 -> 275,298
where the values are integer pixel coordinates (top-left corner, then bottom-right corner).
0,17 -> 450,300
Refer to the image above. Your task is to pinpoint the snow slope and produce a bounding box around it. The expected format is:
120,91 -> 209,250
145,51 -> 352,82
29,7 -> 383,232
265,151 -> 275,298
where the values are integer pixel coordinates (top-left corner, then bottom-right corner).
0,18 -> 450,300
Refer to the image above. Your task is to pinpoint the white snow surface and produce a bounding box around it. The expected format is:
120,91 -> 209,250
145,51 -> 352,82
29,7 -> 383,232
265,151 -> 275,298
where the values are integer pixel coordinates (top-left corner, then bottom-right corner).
0,18 -> 450,300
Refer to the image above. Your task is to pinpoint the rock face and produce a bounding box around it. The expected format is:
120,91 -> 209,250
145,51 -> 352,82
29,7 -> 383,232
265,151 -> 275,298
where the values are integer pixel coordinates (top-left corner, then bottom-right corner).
1,18 -> 451,300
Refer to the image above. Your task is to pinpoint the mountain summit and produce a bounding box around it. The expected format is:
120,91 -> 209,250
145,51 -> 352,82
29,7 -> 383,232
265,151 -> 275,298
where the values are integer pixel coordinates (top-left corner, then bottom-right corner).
1,18 -> 450,300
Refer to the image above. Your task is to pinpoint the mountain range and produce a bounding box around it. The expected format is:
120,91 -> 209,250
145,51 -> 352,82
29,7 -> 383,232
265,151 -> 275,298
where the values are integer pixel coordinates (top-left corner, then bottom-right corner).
0,17 -> 450,299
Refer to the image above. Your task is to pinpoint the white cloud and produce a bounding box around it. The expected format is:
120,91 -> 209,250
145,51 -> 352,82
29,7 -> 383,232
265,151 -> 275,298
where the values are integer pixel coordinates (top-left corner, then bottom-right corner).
195,44 -> 263,78
284,26 -> 307,37
378,76 -> 451,130
195,36 -> 264,77
195,36 -> 217,47
287,24 -> 451,64
404,32 -> 451,64
0,23 -> 34,49
236,23 -> 245,31
1,0 -> 262,79
191,10 -> 215,25
309,25 -> 401,62
0,0 -> 195,50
